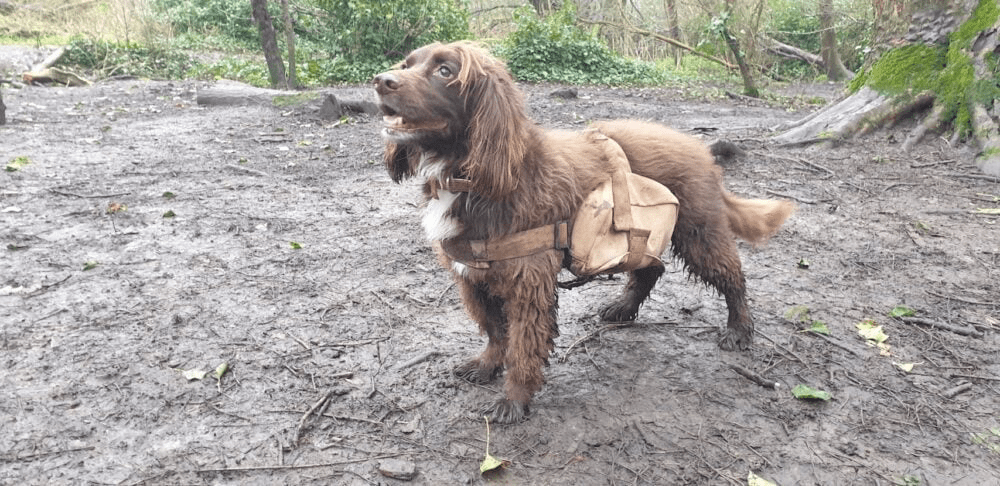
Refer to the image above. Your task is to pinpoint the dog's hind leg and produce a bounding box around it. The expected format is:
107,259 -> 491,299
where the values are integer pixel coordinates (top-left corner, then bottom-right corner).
671,216 -> 754,351
598,265 -> 665,322
453,281 -> 507,384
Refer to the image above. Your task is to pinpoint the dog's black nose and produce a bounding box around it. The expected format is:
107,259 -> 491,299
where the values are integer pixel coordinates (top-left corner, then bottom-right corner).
373,73 -> 400,93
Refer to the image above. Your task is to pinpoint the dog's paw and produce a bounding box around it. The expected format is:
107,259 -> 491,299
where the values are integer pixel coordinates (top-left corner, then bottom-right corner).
484,398 -> 529,424
718,329 -> 752,351
454,359 -> 502,384
598,299 -> 639,322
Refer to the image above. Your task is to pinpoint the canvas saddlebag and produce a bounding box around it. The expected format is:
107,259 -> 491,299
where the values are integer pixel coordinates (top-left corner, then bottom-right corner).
567,167 -> 679,276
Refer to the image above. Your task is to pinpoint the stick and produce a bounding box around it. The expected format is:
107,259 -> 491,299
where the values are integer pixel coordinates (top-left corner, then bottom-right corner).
225,164 -> 269,177
898,317 -> 983,338
560,321 -> 637,362
394,350 -> 439,371
950,373 -> 1000,382
941,382 -> 972,399
764,189 -> 819,205
293,391 -> 332,445
3,446 -> 95,462
728,364 -> 779,389
195,453 -> 402,474
925,290 -> 997,306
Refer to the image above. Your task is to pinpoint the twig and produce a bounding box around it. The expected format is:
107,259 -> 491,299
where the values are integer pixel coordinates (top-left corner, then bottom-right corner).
48,188 -> 130,199
898,316 -> 983,338
25,275 -> 72,298
728,364 -> 779,389
195,453 -> 402,474
560,321 -> 637,362
949,373 -> 1000,382
941,382 -> 972,399
940,172 -> 999,183
807,331 -> 864,357
910,159 -> 956,168
764,189 -> 819,205
925,289 -> 997,306
754,330 -> 807,364
293,391 -> 332,445
2,446 -> 95,462
224,164 -> 269,177
394,350 -> 439,371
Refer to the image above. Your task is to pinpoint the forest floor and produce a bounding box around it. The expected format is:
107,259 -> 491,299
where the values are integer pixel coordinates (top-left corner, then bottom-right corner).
2,47 -> 999,486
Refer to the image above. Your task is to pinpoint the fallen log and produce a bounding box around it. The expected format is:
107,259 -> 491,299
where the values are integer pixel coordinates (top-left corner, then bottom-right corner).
21,46 -> 92,86
196,81 -> 380,119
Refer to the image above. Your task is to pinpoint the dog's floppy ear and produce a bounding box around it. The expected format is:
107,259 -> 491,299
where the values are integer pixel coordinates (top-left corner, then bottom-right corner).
384,141 -> 415,183
454,44 -> 529,200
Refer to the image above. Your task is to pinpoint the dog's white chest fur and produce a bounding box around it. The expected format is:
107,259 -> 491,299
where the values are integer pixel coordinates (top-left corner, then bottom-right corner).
419,157 -> 463,242
422,190 -> 463,241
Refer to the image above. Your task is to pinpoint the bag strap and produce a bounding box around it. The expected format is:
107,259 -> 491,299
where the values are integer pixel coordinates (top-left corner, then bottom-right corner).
440,221 -> 570,269
610,162 -> 649,271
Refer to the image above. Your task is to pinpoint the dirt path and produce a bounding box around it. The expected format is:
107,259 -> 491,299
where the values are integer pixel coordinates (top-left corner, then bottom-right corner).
1,75 -> 998,485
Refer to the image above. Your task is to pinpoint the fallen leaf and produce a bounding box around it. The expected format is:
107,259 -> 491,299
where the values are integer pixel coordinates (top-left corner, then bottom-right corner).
180,369 -> 207,381
748,470 -> 778,486
791,384 -> 832,401
893,362 -> 915,372
856,320 -> 888,344
213,362 -> 229,380
808,321 -> 830,335
889,306 -> 915,318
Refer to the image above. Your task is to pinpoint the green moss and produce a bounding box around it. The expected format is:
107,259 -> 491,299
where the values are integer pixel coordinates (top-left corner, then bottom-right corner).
847,44 -> 945,94
850,0 -> 1000,140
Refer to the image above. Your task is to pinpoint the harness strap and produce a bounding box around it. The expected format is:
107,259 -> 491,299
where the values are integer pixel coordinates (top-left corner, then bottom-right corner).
428,177 -> 473,199
440,221 -> 569,269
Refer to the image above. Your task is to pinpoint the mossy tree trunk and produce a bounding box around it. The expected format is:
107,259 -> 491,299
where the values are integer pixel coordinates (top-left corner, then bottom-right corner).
774,0 -> 1000,176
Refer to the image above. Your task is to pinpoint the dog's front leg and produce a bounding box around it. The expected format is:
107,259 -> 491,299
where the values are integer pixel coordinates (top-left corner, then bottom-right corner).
486,256 -> 561,424
453,281 -> 507,384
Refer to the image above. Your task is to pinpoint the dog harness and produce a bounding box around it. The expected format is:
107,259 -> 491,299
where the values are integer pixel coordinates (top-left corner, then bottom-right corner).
428,132 -> 678,275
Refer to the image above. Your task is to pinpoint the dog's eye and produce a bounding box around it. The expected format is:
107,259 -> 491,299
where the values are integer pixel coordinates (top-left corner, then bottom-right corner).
437,65 -> 453,78
400,63 -> 408,70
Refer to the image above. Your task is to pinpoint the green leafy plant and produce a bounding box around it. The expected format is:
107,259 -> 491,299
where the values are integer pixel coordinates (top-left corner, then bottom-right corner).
498,3 -> 666,85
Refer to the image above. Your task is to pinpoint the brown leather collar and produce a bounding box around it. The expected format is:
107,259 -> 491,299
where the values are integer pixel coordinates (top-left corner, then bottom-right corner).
428,177 -> 473,199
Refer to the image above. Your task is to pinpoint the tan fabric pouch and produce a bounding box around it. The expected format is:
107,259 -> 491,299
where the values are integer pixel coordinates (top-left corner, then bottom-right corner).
569,168 -> 679,276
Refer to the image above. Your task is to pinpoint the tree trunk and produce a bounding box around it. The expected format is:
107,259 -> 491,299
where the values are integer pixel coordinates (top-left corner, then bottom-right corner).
664,0 -> 682,67
530,0 -> 555,15
720,2 -> 759,98
818,0 -> 853,81
279,0 -> 296,89
774,0 -> 1000,176
251,0 -> 286,89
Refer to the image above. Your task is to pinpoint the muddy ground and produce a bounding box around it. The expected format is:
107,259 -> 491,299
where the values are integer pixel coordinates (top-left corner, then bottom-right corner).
2,49 -> 999,486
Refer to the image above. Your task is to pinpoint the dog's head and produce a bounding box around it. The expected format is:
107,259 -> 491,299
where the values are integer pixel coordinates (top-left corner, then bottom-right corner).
373,42 -> 529,200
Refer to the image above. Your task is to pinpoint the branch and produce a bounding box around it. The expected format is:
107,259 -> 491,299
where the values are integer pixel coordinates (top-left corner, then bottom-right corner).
579,18 -> 736,71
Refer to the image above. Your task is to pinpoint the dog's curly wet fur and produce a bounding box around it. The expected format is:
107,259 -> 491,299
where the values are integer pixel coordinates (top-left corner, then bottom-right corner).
373,41 -> 794,423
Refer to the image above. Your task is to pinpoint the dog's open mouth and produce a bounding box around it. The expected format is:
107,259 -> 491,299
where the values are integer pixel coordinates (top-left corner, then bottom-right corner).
381,114 -> 447,134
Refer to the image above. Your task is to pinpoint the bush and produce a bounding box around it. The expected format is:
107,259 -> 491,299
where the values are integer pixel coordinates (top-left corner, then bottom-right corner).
150,0 -> 259,48
61,38 -> 197,79
499,4 -> 666,85
313,0 -> 471,83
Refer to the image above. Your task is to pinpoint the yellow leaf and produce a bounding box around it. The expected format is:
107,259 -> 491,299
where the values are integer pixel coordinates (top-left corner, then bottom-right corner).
748,471 -> 778,486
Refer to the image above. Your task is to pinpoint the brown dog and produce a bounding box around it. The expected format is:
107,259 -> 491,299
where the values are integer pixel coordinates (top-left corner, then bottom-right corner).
374,42 -> 794,423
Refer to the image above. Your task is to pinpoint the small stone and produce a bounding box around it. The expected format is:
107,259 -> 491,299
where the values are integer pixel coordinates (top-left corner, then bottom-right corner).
378,458 -> 417,481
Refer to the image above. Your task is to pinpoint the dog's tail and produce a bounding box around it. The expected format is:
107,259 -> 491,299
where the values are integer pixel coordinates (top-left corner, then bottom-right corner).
723,193 -> 795,245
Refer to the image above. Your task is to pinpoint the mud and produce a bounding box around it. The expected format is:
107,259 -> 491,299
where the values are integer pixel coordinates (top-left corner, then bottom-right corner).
2,59 -> 999,485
